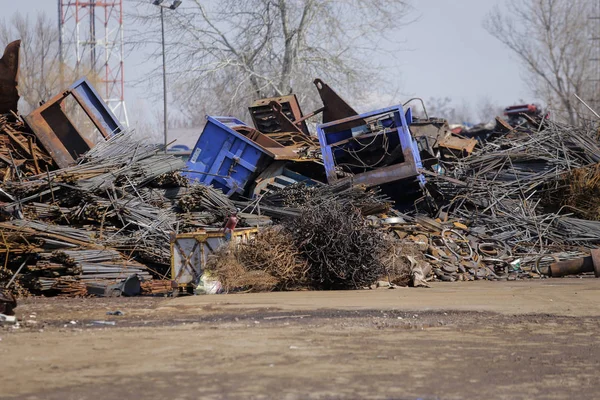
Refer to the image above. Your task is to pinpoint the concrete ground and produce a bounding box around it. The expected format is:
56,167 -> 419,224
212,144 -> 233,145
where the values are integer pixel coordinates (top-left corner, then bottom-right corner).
1,279 -> 599,399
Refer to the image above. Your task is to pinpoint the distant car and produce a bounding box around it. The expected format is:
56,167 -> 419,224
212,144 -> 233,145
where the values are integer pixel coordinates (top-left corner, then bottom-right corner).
167,145 -> 191,162
169,144 -> 191,152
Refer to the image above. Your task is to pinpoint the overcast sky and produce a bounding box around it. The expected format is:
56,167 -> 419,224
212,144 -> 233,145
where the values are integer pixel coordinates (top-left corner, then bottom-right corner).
3,0 -> 531,126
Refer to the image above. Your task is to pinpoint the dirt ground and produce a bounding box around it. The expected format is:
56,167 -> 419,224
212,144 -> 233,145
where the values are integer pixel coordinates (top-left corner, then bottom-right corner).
1,279 -> 600,400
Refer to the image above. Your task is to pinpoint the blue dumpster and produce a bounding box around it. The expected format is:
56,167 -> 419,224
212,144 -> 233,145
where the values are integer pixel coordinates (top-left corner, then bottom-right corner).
184,116 -> 273,197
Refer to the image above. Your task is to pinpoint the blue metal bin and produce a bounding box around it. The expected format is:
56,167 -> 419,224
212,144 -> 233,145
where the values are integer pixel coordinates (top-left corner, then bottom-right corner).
184,116 -> 273,197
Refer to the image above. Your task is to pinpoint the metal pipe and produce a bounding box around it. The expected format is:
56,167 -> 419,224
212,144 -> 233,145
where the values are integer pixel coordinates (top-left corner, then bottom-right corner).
574,94 -> 600,120
5,257 -> 29,289
549,249 -> 600,278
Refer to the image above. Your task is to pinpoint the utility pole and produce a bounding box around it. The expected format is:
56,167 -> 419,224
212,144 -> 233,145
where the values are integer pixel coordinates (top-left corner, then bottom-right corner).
153,0 -> 183,152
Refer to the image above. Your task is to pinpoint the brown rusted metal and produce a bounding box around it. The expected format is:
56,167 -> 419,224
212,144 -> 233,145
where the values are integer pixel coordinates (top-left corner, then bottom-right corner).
27,136 -> 41,175
549,251 -> 600,278
264,131 -> 321,148
232,125 -> 303,160
24,100 -> 96,168
22,78 -> 122,169
0,40 -> 21,114
495,116 -> 514,133
269,101 -> 304,134
249,94 -> 309,135
410,118 -> 450,144
410,117 -> 477,158
313,78 -> 364,130
293,106 -> 325,126
438,135 -> 478,154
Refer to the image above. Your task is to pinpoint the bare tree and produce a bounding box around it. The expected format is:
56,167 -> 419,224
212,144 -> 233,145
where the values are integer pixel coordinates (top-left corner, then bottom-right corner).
423,97 -> 474,125
0,11 -> 105,132
130,0 -> 413,124
475,95 -> 505,123
484,0 -> 595,125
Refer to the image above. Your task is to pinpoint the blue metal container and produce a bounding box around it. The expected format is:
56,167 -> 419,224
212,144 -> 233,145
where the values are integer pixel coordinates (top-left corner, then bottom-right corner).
316,105 -> 424,187
184,116 -> 272,197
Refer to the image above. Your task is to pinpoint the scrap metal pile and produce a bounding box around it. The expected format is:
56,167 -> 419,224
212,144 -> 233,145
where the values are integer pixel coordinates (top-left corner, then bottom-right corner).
2,38 -> 600,299
0,133 -> 184,296
0,115 -> 55,181
205,202 -> 419,293
417,117 -> 600,279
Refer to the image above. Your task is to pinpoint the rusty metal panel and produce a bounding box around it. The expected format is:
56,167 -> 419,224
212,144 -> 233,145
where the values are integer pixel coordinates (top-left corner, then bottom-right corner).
438,135 -> 478,154
249,94 -> 309,135
232,125 -> 300,160
0,40 -> 20,114
409,118 -> 450,143
23,78 -> 123,168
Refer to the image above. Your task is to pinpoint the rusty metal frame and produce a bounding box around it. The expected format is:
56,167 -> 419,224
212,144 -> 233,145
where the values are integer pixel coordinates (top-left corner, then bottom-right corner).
170,228 -> 258,287
249,94 -> 309,135
23,77 -> 123,168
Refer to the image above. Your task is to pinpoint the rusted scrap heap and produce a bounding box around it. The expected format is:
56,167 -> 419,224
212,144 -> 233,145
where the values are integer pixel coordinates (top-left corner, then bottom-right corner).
417,116 -> 600,281
0,132 -> 216,296
205,202 -> 416,293
1,31 -> 599,295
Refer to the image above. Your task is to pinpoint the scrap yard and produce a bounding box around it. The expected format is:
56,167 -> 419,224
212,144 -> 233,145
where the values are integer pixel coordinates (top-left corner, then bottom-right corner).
1,0 -> 600,398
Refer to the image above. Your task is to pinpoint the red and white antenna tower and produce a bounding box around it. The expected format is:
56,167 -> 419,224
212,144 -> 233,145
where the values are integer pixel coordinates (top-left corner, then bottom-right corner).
58,0 -> 129,126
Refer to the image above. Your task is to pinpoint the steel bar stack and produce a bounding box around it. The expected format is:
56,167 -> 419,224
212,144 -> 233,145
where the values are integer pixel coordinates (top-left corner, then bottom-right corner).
0,131 -> 189,295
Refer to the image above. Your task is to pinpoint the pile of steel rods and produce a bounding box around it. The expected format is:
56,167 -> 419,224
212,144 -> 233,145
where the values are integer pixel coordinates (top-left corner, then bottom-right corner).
261,180 -> 393,216
428,118 -> 600,262
0,131 -> 190,295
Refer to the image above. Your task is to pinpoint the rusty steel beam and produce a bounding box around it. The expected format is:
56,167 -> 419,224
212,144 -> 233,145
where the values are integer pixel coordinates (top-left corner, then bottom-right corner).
0,40 -> 20,114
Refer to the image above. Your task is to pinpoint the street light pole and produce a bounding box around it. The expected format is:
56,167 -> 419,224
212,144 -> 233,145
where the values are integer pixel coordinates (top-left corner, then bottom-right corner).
153,0 -> 182,153
160,5 -> 167,153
